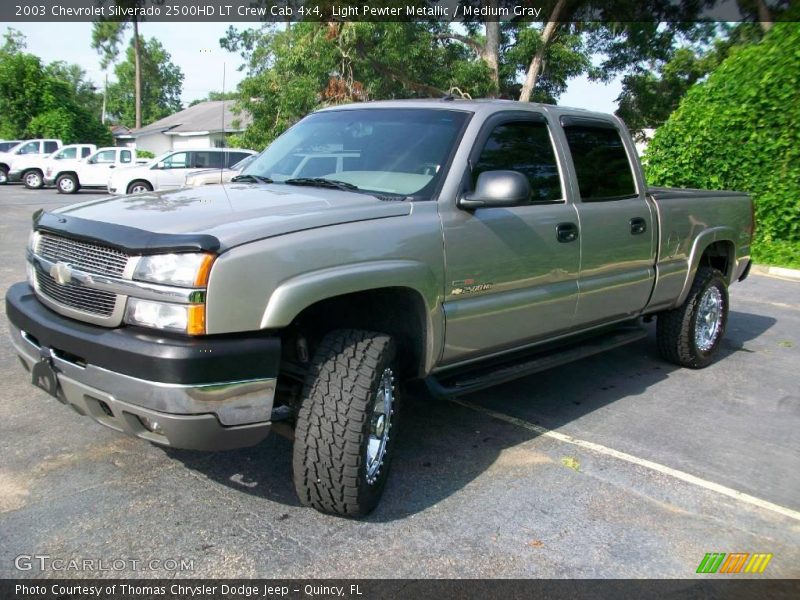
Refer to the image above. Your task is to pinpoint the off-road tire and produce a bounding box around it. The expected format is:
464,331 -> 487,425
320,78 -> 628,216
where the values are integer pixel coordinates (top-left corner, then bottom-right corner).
56,174 -> 78,194
293,329 -> 400,517
657,266 -> 729,368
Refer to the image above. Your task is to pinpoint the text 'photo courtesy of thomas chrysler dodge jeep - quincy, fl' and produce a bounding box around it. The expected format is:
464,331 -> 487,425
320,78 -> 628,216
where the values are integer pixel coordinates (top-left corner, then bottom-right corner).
5,99 -> 754,517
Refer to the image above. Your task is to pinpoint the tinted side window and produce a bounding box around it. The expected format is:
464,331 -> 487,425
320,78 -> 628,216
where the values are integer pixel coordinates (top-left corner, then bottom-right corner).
44,141 -> 59,153
563,125 -> 636,201
57,148 -> 77,160
193,151 -> 224,169
226,152 -> 251,167
473,121 -> 562,203
120,150 -> 132,163
17,142 -> 40,155
81,147 -> 92,158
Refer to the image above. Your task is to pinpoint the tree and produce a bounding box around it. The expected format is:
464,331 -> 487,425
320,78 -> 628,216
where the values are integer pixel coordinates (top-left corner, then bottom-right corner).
0,29 -> 110,144
106,37 -> 184,128
189,91 -> 239,107
645,23 -> 800,267
91,1 -> 161,129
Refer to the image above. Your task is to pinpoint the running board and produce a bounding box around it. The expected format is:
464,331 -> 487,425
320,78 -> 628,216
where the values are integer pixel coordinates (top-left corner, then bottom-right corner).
425,325 -> 648,399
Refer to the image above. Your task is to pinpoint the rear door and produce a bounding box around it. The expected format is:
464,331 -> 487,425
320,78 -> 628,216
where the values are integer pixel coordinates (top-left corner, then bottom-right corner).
559,116 -> 656,325
441,112 -> 580,363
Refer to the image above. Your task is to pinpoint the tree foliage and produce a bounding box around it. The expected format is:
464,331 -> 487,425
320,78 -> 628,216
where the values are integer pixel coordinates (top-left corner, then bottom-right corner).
0,29 -> 111,144
106,37 -> 184,128
645,23 -> 800,267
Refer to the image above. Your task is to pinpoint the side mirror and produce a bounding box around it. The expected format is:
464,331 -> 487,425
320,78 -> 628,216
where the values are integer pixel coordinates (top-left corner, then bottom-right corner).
458,170 -> 530,210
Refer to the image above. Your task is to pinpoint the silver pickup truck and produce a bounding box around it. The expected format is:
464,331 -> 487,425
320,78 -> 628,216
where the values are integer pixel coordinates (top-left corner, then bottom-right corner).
5,100 -> 754,517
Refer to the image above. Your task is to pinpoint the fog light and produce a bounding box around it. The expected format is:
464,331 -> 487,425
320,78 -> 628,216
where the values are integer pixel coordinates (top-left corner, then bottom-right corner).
139,415 -> 164,435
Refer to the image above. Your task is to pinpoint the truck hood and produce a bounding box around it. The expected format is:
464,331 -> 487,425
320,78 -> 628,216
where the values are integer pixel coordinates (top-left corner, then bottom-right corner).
53,182 -> 412,250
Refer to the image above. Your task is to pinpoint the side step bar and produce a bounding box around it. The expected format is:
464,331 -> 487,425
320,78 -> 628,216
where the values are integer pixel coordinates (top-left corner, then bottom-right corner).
425,325 -> 648,399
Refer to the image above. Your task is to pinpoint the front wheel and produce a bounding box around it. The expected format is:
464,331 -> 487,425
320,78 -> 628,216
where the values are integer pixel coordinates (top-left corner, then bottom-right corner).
657,266 -> 729,368
293,329 -> 400,517
24,170 -> 43,189
0,165 -> 8,184
127,180 -> 153,194
56,174 -> 78,194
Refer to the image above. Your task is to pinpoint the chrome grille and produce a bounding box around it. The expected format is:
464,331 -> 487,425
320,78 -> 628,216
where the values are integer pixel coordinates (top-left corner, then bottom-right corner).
37,233 -> 129,277
35,270 -> 117,317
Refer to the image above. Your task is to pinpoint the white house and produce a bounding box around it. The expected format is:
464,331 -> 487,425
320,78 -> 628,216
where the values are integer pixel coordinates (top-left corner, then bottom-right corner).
114,101 -> 252,155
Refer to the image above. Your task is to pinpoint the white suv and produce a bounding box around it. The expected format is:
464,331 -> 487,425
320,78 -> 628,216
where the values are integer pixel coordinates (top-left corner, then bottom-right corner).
0,139 -> 62,184
108,148 -> 255,195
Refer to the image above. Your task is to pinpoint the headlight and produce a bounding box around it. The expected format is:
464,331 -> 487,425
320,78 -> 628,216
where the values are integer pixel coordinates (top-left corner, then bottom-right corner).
27,230 -> 39,254
133,253 -> 214,287
124,298 -> 206,335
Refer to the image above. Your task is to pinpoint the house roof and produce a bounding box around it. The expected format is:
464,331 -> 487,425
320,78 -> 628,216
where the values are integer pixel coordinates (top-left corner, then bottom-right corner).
122,101 -> 252,138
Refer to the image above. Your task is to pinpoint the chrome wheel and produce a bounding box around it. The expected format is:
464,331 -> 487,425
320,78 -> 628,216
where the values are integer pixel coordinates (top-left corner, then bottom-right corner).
0,170 -> 7,184
58,177 -> 74,193
695,286 -> 723,352
25,171 -> 42,188
365,367 -> 394,485
129,183 -> 149,194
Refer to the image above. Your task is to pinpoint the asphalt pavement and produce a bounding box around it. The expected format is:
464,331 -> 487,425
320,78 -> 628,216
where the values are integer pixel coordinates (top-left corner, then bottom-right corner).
0,184 -> 798,578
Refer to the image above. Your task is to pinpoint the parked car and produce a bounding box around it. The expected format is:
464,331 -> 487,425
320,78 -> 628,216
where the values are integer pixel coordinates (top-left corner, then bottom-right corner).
5,100 -> 754,517
45,147 -> 136,194
0,139 -> 62,184
184,154 -> 257,187
8,144 -> 96,189
0,140 -> 24,152
107,148 -> 256,194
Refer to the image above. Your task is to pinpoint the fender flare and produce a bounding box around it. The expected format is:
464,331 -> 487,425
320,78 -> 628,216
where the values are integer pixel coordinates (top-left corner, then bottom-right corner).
675,227 -> 737,306
260,260 -> 442,373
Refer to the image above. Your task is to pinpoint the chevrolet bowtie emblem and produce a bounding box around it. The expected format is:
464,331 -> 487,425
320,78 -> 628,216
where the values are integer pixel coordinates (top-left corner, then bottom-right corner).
50,262 -> 73,286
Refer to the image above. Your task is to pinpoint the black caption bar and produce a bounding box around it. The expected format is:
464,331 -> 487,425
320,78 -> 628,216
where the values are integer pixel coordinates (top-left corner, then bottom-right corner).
2,579 -> 800,600
2,0 -> 799,23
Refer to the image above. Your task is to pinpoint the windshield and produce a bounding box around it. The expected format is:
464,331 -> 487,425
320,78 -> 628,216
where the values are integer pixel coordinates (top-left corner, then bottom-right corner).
243,108 -> 470,198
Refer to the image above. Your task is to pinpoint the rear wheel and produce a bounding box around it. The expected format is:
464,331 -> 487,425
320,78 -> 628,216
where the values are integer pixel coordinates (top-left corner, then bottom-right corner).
23,170 -> 43,189
127,180 -> 153,194
56,174 -> 78,194
657,266 -> 729,368
293,329 -> 400,517
0,165 -> 8,184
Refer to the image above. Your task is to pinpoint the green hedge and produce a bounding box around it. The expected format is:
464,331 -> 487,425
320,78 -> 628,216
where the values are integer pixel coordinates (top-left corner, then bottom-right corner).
645,23 -> 800,268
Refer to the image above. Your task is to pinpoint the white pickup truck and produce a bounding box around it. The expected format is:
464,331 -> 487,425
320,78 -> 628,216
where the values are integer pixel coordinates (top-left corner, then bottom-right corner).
9,144 -> 97,189
0,139 -> 62,184
45,147 -> 136,194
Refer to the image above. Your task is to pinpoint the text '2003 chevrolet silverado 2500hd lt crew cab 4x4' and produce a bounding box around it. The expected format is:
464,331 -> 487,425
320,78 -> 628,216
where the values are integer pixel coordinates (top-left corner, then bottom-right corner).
6,100 -> 754,517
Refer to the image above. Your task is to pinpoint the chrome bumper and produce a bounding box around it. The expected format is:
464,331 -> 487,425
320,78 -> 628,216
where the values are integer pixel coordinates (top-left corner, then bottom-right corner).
9,323 -> 274,450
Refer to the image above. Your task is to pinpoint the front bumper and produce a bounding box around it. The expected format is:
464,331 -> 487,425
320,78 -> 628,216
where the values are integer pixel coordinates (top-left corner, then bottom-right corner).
6,282 -> 280,451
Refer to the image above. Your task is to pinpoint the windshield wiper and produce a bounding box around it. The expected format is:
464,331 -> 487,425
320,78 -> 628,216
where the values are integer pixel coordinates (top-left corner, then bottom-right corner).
284,177 -> 359,191
230,174 -> 273,184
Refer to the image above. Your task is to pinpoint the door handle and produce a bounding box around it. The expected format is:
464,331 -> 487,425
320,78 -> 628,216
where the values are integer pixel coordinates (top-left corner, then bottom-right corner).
630,217 -> 647,235
556,222 -> 579,243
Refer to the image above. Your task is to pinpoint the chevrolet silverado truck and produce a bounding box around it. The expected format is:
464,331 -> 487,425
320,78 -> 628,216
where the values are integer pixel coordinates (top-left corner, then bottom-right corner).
5,100 -> 754,517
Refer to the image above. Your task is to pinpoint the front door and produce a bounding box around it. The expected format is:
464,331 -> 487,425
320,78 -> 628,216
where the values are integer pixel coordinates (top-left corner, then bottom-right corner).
441,114 -> 580,364
155,151 -> 193,189
82,149 -> 117,186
